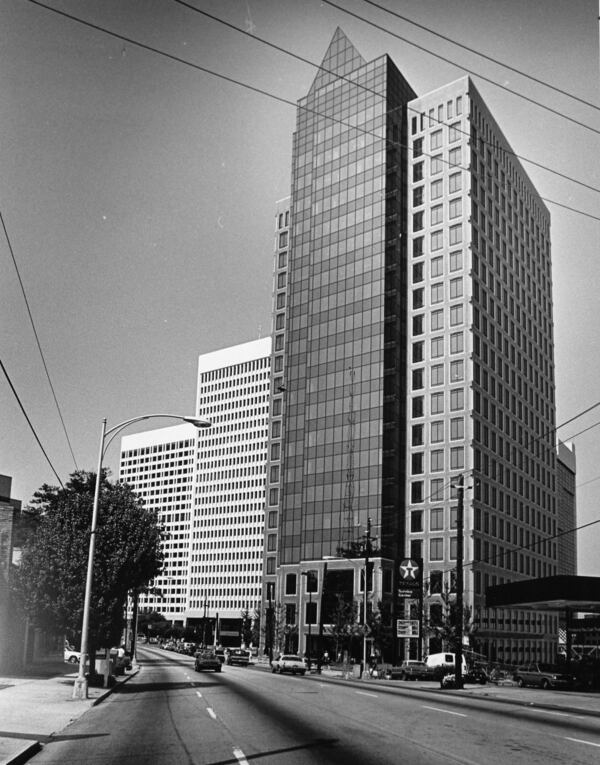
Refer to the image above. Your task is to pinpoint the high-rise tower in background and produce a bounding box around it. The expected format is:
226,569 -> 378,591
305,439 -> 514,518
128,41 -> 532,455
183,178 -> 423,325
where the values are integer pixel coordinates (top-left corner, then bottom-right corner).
120,338 -> 271,642
264,28 -> 561,665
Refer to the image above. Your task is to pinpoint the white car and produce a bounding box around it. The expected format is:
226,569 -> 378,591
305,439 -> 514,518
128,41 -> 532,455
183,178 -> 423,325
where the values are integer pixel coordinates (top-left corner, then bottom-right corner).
271,654 -> 307,675
64,647 -> 81,664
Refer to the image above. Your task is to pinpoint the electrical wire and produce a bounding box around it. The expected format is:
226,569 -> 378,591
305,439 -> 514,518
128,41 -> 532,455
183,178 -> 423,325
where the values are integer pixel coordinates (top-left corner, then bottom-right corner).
322,0 -> 600,136
359,0 -> 599,112
25,1 -> 600,224
175,2 -> 600,195
0,208 -> 79,470
1,358 -> 64,488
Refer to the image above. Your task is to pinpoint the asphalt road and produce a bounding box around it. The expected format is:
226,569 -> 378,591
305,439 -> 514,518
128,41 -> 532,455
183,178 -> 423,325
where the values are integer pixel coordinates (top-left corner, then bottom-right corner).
29,647 -> 600,764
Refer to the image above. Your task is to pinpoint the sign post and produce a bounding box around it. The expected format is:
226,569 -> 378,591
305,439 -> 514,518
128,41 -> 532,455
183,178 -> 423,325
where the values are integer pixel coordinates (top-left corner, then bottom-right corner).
397,558 -> 423,659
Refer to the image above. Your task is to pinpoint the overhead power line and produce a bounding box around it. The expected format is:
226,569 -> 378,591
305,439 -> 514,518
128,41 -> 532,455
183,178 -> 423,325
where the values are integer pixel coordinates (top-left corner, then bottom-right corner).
322,0 -> 600,137
26,1 -> 600,223
359,0 -> 600,112
1,358 -> 64,488
175,2 -> 600,196
0,209 -> 79,469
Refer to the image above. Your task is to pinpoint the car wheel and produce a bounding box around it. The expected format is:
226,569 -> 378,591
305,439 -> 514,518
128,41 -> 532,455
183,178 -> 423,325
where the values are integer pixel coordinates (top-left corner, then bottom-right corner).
517,678 -> 524,688
271,665 -> 276,673
300,670 -> 306,676
216,667 -> 221,672
541,679 -> 550,690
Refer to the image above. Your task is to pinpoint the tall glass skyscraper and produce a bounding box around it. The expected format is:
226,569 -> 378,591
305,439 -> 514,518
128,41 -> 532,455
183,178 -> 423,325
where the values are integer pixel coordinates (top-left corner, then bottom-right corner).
263,29 -> 562,666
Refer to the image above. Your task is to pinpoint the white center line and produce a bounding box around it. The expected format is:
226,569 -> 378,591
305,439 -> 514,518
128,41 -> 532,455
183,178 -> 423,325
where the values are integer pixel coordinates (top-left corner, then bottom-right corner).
356,690 -> 378,698
207,707 -> 217,720
528,709 -> 569,717
422,705 -> 467,717
565,737 -> 600,748
233,748 -> 250,764
196,691 -> 202,698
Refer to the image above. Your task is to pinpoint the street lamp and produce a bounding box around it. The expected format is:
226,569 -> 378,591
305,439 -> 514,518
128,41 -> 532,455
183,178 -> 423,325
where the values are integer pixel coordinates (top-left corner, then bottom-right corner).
72,413 -> 210,699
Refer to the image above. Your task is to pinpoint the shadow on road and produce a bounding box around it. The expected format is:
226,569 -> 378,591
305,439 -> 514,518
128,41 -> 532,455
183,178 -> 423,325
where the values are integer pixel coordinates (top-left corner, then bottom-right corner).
114,680 -> 222,694
208,738 -> 339,765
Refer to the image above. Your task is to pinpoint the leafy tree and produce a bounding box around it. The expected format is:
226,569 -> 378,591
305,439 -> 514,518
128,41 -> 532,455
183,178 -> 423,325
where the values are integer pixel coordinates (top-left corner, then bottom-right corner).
13,470 -> 164,664
240,608 -> 253,647
424,581 -> 477,653
250,607 -> 261,648
138,611 -> 168,640
326,594 -> 363,661
367,600 -> 393,658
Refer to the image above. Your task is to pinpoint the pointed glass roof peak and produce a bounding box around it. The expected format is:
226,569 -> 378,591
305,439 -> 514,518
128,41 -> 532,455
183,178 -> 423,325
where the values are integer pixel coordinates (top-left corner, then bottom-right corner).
308,28 -> 367,96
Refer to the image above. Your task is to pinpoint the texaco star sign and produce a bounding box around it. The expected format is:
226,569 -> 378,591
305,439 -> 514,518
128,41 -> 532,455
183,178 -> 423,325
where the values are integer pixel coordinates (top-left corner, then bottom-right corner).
399,559 -> 420,580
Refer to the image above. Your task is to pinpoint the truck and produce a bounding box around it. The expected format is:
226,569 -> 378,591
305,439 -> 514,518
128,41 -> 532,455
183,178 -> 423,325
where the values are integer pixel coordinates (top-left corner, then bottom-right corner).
425,652 -> 468,679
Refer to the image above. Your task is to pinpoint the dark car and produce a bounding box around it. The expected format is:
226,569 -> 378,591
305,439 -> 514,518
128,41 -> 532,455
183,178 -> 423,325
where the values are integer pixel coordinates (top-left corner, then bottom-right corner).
513,663 -> 573,689
194,649 -> 222,672
394,660 -> 434,680
226,649 -> 250,666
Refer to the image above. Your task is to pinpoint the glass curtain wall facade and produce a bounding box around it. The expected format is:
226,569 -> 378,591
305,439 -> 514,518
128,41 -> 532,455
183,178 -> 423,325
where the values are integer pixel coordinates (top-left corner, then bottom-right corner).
265,29 -> 416,659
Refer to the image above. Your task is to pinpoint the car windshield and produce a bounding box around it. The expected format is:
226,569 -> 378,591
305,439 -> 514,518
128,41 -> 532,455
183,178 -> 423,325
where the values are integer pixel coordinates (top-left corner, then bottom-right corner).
200,650 -> 216,658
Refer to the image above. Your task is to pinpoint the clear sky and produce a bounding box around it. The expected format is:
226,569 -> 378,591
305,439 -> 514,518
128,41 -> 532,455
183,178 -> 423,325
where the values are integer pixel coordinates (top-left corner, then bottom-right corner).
1,1 -> 598,573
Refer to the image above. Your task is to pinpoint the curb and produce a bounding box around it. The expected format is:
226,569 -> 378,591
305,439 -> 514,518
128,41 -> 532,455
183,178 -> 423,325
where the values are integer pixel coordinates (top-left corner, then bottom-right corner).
91,665 -> 140,706
1,667 -> 141,765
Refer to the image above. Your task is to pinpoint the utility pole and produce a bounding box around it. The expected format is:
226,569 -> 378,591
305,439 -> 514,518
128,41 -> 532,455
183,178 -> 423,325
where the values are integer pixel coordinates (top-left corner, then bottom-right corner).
266,585 -> 274,664
362,517 -> 372,677
455,474 -> 464,690
201,596 -> 208,647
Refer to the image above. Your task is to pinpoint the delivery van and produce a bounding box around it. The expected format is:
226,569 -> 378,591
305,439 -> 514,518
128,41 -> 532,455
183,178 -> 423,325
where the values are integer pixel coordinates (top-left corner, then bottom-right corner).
425,652 -> 468,675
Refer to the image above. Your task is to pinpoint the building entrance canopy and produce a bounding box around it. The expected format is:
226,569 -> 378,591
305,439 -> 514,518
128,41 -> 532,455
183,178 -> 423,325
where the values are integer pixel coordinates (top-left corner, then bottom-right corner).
486,575 -> 600,614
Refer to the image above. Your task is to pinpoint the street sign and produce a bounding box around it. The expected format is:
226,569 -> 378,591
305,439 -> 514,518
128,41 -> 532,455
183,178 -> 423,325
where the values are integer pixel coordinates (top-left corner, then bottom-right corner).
396,619 -> 419,638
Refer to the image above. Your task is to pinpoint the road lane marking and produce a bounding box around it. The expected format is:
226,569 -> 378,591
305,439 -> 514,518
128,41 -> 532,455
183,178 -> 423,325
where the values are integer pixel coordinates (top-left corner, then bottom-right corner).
422,705 -> 467,717
207,708 -> 217,720
356,690 -> 378,698
196,691 -> 202,698
527,709 -> 569,717
565,737 -> 600,748
233,748 -> 249,764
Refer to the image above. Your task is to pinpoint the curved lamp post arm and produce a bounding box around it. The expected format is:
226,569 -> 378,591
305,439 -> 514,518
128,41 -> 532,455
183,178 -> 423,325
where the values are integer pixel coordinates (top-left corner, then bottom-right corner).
72,412 -> 210,699
102,413 -> 210,456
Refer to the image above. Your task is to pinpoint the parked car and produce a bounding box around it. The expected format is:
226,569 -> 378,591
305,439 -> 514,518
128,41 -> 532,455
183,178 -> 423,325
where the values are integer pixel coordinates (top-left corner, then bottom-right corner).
226,649 -> 250,666
397,660 -> 435,681
513,663 -> 573,689
271,654 -> 307,675
64,646 -> 81,664
194,649 -> 222,672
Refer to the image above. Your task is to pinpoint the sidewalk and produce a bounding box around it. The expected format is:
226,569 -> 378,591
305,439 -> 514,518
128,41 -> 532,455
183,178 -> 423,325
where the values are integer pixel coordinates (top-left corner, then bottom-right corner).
0,655 -> 138,765
315,665 -> 600,717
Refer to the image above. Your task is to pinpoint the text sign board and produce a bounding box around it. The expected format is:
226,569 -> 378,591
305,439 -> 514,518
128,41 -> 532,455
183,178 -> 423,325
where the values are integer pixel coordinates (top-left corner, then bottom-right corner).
396,619 -> 419,638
